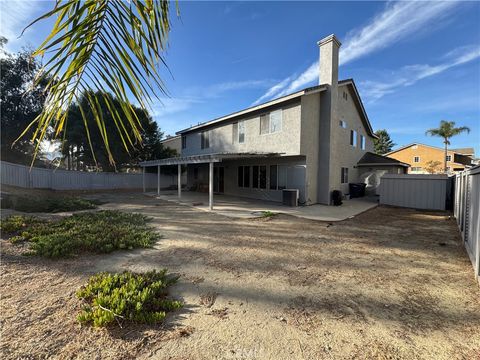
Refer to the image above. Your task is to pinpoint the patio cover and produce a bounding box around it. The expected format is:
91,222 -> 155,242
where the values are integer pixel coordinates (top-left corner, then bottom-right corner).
139,152 -> 282,210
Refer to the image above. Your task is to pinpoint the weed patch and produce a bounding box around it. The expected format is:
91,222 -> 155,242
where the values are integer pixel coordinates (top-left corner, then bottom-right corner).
1,194 -> 100,213
76,270 -> 182,327
1,210 -> 158,258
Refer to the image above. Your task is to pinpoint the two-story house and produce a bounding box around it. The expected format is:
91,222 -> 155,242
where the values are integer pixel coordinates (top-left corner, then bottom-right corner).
141,34 -> 380,208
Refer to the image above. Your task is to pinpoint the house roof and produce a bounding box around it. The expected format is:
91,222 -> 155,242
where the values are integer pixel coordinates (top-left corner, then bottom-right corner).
356,152 -> 410,167
338,79 -> 376,138
386,143 -> 474,157
176,78 -> 376,138
176,85 -> 326,135
450,147 -> 475,156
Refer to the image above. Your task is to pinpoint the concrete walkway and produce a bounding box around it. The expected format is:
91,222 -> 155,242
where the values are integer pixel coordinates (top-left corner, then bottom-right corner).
145,191 -> 378,221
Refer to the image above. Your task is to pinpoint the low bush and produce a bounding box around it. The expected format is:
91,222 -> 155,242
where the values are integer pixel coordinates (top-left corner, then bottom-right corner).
261,211 -> 276,218
1,194 -> 99,213
76,270 -> 182,327
1,210 -> 158,258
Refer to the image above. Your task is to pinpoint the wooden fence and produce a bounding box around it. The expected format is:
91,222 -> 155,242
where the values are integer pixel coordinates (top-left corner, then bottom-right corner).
0,161 -> 183,191
454,166 -> 480,283
378,174 -> 450,210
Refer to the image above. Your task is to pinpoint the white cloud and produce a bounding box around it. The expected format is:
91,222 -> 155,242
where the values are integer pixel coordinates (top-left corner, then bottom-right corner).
360,45 -> 480,102
254,1 -> 461,102
0,0 -> 39,50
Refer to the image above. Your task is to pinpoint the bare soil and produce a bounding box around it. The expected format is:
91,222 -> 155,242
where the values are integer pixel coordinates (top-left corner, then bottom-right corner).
1,192 -> 479,360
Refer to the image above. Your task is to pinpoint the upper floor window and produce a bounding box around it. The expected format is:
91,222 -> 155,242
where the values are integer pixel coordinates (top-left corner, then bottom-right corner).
446,155 -> 452,161
350,130 -> 357,147
360,135 -> 365,150
342,91 -> 348,101
339,120 -> 347,128
201,130 -> 210,149
181,135 -> 187,149
232,121 -> 245,144
238,121 -> 245,143
260,110 -> 282,135
414,156 -> 420,163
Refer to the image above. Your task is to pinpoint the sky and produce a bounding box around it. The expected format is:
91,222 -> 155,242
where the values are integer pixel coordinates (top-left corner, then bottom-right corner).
1,0 -> 479,155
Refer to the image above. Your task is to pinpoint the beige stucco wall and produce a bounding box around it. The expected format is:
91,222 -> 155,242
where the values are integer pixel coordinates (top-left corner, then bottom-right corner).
186,156 -> 306,203
300,92 -> 321,204
329,84 -> 375,195
161,136 -> 181,153
181,103 -> 302,157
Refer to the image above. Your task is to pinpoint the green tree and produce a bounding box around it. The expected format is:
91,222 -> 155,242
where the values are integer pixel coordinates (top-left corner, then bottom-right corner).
61,91 -> 176,171
373,129 -> 396,155
17,0 -> 175,165
425,120 -> 471,173
0,39 -> 51,165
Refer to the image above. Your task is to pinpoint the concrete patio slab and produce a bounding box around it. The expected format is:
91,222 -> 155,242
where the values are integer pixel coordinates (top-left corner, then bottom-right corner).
145,191 -> 378,221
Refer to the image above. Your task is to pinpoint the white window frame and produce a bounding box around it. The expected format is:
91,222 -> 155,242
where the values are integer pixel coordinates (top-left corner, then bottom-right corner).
260,110 -> 282,135
413,156 -> 420,163
201,130 -> 210,149
339,120 -> 347,128
360,135 -> 365,150
181,135 -> 187,149
350,130 -> 357,147
446,155 -> 451,162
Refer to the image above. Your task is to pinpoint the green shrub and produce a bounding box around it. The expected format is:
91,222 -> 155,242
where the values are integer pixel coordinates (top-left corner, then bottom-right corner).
1,210 -> 158,258
76,270 -> 182,327
0,215 -> 40,233
1,195 -> 99,213
261,211 -> 276,218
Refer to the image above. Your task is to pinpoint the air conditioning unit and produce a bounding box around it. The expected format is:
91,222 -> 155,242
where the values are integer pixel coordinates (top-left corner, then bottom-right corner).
282,189 -> 299,207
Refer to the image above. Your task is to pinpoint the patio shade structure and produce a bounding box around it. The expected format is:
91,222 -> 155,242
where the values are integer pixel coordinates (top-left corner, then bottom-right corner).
139,152 -> 281,210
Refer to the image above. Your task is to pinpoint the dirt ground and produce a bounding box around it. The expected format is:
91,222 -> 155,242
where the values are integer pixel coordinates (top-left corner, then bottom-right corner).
1,192 -> 479,360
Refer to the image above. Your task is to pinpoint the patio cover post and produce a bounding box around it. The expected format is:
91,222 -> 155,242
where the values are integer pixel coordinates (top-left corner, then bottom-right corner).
177,164 -> 182,199
209,161 -> 214,210
157,165 -> 161,196
142,166 -> 145,193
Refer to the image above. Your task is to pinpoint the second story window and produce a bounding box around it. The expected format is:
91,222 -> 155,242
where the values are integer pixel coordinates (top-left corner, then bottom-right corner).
201,130 -> 210,149
446,155 -> 451,161
339,120 -> 347,128
181,135 -> 187,149
260,110 -> 282,135
238,121 -> 245,143
360,135 -> 365,150
350,130 -> 357,147
414,156 -> 420,163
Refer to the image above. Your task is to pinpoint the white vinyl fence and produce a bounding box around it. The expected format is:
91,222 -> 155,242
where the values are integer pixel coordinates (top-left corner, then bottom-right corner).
454,166 -> 480,282
378,174 -> 450,210
1,161 -> 184,191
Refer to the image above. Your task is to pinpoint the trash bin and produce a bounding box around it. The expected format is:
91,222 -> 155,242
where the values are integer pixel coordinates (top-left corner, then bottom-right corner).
282,189 -> 299,207
331,190 -> 343,206
349,183 -> 367,198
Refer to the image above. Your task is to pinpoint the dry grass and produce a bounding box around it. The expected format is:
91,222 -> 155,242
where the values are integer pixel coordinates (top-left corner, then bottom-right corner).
1,191 -> 479,359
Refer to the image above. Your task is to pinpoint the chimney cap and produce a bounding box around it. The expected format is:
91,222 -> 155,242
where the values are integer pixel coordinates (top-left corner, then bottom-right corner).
317,34 -> 341,47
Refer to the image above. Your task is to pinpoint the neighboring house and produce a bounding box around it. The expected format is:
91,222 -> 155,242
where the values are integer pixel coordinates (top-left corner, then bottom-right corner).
161,135 -> 182,153
141,34 -> 383,206
386,143 -> 474,174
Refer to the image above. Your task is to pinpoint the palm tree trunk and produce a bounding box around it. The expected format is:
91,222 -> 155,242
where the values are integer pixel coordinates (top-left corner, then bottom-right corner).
444,139 -> 448,174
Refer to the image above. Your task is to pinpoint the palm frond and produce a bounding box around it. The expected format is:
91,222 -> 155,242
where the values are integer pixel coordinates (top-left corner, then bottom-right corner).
18,0 -> 175,165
